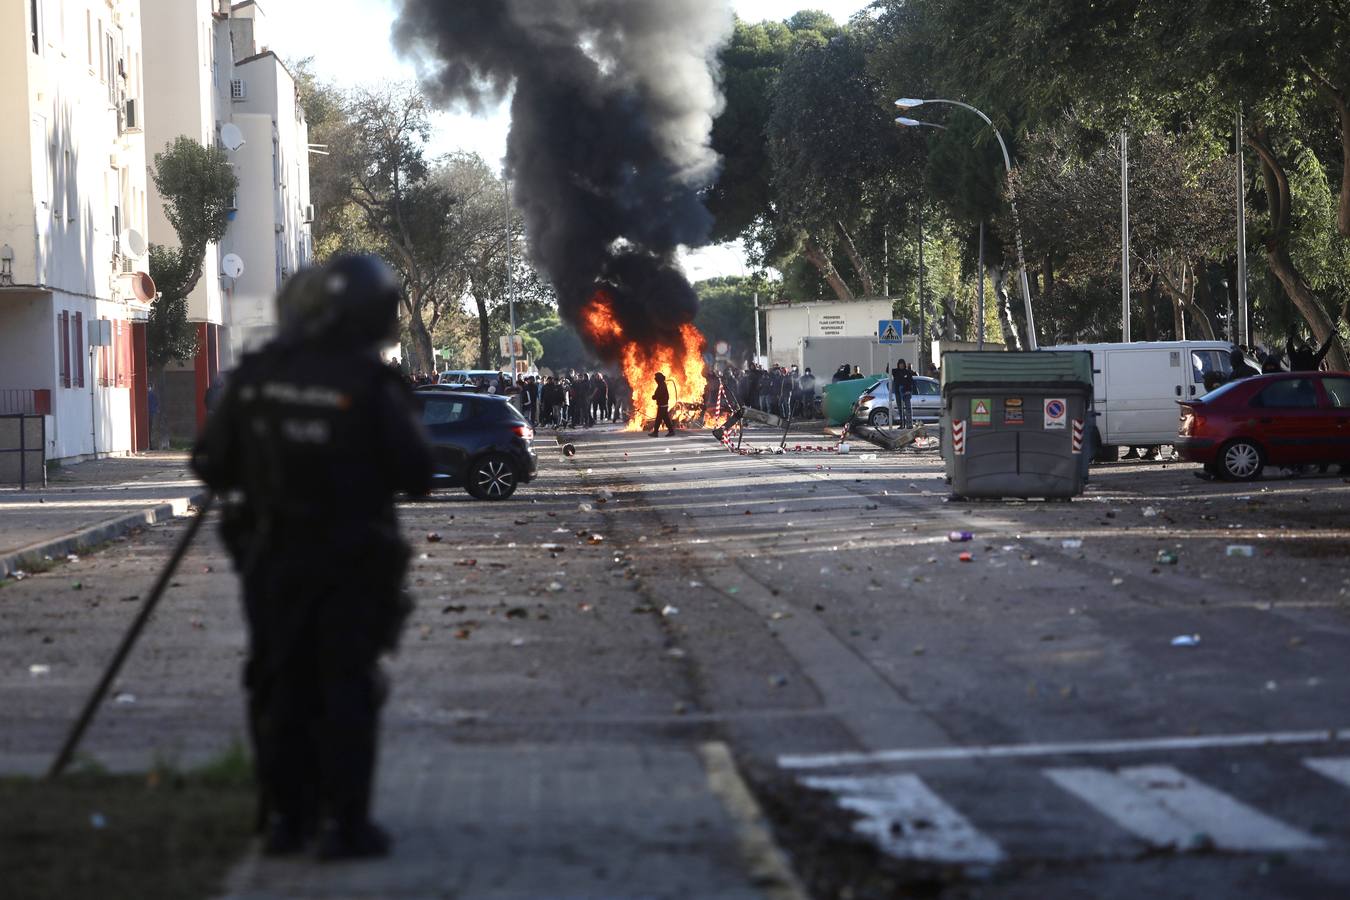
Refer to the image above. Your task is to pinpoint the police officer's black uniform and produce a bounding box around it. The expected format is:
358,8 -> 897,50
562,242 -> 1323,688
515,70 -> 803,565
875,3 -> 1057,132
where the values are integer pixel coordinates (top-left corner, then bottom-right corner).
192,255 -> 434,860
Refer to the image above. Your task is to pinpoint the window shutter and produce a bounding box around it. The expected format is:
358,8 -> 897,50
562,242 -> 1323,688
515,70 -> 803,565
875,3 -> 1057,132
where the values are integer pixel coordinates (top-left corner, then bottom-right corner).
116,320 -> 130,387
73,311 -> 84,388
59,311 -> 71,388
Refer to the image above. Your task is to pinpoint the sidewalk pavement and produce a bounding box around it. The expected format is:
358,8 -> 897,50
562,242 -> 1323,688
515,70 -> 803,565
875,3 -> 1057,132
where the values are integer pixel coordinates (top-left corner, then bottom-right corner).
220,742 -> 805,900
0,452 -> 206,579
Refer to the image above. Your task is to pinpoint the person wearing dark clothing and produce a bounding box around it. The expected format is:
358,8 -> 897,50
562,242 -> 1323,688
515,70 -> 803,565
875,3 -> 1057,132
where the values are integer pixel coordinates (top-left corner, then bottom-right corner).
1229,346 -> 1261,381
191,255 -> 434,861
650,372 -> 675,436
892,361 -> 916,427
797,368 -> 817,418
832,364 -> 852,383
1286,326 -> 1337,372
591,373 -> 608,423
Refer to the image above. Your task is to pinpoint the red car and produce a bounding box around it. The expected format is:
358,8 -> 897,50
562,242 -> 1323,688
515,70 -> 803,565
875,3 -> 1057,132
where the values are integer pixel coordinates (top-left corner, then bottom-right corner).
1176,372 -> 1350,480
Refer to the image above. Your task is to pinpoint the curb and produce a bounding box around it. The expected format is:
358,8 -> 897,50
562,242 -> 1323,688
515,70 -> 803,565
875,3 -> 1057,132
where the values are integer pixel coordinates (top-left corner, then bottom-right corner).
699,742 -> 810,900
0,490 -> 209,579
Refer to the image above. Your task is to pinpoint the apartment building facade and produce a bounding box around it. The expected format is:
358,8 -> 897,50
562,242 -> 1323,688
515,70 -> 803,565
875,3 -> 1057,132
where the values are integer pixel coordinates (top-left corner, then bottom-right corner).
142,0 -> 313,438
0,0 -> 153,464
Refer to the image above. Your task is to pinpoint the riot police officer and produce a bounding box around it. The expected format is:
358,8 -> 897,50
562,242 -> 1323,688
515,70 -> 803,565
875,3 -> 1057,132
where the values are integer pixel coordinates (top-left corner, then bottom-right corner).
192,254 -> 434,860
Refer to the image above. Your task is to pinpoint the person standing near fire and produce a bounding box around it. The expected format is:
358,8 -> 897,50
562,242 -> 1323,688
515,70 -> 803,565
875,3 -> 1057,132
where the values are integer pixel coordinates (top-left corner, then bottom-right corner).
650,372 -> 676,436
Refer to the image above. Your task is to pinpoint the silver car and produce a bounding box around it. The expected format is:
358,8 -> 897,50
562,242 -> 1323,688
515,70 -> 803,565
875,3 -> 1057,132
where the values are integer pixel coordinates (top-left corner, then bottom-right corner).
853,376 -> 941,426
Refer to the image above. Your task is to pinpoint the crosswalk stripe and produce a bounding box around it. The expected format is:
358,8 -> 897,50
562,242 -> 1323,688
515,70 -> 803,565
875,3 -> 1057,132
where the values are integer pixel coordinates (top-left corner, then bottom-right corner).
800,774 -> 1004,865
1304,757 -> 1350,789
1046,765 -> 1323,852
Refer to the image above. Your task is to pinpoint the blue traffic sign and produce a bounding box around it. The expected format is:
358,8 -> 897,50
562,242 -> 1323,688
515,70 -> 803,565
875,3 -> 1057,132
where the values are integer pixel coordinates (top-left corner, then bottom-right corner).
878,319 -> 904,344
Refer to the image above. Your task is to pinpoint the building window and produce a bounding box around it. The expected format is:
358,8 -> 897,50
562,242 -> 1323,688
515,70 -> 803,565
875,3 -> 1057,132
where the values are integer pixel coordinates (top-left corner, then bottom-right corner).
106,34 -> 116,103
64,149 -> 76,223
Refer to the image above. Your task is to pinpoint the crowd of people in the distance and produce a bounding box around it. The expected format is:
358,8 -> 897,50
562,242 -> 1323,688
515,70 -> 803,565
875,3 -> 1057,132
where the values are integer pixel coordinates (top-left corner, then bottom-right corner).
702,363 -> 823,420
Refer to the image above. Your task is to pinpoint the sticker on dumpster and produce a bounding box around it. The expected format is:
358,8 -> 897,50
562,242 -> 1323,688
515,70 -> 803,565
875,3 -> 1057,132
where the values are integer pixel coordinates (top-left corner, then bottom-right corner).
1044,398 -> 1067,430
1072,419 -> 1085,453
952,419 -> 966,455
971,399 -> 992,426
1004,398 -> 1024,425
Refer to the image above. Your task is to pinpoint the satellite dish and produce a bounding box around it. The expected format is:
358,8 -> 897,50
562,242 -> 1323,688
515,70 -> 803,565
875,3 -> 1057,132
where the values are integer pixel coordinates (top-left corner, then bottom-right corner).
221,253 -> 245,278
121,228 -> 147,257
220,123 -> 245,151
131,271 -> 157,302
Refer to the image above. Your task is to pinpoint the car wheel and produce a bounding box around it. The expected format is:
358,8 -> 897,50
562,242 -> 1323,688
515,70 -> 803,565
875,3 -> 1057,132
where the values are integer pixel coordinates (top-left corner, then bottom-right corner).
466,453 -> 519,500
1219,439 -> 1264,481
868,408 -> 891,426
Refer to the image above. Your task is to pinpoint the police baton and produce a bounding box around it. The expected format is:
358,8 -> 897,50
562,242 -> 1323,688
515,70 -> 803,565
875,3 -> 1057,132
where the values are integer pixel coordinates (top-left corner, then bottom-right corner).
46,493 -> 215,780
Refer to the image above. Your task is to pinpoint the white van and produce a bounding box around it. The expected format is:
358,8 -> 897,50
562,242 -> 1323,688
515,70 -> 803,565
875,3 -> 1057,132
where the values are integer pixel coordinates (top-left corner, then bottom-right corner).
1048,341 -> 1232,457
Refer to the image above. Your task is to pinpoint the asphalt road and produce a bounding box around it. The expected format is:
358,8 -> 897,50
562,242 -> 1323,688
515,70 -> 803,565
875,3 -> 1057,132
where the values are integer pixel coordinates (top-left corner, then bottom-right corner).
3,423 -> 1348,898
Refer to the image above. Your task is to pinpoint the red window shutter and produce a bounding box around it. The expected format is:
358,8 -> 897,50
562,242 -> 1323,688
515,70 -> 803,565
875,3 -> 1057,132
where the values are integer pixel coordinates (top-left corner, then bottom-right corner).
73,312 -> 84,388
99,320 -> 109,387
117,321 -> 130,387
59,311 -> 71,388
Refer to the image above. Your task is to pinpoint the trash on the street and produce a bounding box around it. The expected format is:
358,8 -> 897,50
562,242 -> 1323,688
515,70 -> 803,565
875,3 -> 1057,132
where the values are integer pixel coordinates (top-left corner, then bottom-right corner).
455,559 -> 477,567
1170,634 -> 1201,647
661,604 -> 679,617
29,664 -> 50,676
959,552 -> 974,562
540,543 -> 565,552
1061,539 -> 1083,549
426,532 -> 443,543
1226,545 -> 1255,557
546,581 -> 564,592
579,502 -> 594,512
66,554 -> 79,562
948,531 -> 973,542
505,607 -> 528,619
561,443 -> 576,457
1111,577 -> 1125,586
114,692 -> 137,704
1156,550 -> 1178,565
1142,506 -> 1159,517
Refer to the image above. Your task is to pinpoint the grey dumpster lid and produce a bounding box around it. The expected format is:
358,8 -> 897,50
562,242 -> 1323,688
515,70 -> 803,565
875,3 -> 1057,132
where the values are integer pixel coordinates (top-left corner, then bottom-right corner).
941,350 -> 1093,392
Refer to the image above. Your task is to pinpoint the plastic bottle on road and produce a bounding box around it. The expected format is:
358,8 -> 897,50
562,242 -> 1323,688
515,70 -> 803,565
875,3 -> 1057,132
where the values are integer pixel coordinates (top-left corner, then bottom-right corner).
948,531 -> 973,543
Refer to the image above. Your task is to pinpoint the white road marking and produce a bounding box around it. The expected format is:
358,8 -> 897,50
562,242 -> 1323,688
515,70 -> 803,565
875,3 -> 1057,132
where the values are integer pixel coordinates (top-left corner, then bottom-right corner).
1047,765 -> 1322,852
1304,757 -> 1350,789
778,727 -> 1350,770
800,774 -> 1004,865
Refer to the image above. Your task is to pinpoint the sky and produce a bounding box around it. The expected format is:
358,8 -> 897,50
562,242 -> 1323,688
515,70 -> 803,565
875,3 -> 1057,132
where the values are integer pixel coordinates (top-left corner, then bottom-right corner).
262,0 -> 874,279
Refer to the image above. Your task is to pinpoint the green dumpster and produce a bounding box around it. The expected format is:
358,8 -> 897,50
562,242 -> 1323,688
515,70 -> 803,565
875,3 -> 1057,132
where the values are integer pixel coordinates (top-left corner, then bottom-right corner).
941,352 -> 1095,499
821,374 -> 888,426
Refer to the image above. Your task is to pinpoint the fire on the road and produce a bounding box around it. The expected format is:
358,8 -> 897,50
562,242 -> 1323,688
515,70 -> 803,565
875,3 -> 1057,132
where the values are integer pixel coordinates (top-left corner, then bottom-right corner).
580,289 -> 717,431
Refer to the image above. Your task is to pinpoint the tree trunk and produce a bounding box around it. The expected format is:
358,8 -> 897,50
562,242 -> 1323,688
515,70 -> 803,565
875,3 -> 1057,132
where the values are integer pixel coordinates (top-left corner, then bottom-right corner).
802,236 -> 854,301
989,263 -> 1023,351
834,221 -> 874,297
406,293 -> 437,374
476,293 -> 492,370
1142,277 -> 1159,342
1247,127 -> 1348,370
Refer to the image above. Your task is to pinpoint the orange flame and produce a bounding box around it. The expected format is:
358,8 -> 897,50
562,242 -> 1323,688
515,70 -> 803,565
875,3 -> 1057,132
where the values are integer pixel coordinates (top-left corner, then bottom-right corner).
579,290 -> 710,431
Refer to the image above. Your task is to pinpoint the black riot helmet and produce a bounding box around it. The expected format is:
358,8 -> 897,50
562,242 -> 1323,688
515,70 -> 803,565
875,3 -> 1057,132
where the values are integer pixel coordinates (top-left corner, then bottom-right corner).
316,254 -> 401,349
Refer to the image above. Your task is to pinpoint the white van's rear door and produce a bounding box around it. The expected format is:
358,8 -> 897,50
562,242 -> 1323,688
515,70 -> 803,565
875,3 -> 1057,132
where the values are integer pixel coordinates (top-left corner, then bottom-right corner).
1104,348 -> 1185,445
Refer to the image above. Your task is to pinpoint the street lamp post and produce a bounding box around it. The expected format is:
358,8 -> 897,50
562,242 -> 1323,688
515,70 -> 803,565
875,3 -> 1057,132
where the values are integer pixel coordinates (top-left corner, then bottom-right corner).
895,98 -> 1038,351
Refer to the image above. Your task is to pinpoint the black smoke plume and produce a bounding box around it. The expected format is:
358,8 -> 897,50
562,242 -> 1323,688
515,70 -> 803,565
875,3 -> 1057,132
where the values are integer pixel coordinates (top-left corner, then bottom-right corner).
391,0 -> 732,358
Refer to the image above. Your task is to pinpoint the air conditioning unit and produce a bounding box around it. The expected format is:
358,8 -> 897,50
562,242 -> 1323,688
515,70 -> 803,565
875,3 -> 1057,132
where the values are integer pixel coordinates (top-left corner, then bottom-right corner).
303,203 -> 315,223
120,256 -> 135,275
230,79 -> 247,101
123,99 -> 140,131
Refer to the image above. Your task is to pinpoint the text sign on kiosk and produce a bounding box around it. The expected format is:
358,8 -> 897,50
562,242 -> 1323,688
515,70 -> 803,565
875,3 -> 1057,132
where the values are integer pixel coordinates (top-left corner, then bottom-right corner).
878,320 -> 904,344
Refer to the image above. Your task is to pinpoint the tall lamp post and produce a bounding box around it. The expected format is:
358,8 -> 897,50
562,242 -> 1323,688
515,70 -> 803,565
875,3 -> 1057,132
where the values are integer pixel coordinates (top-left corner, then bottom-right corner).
895,98 -> 1038,351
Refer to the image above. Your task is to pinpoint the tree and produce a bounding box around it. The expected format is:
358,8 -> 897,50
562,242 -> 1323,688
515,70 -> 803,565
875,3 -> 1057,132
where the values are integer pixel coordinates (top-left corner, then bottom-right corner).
146,137 -> 237,438
693,276 -> 761,361
1012,127 -> 1236,341
330,84 -> 465,373
766,27 -> 915,300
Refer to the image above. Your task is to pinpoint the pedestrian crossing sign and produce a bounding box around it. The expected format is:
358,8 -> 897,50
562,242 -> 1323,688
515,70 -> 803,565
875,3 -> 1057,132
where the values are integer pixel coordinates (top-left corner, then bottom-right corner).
878,320 -> 904,344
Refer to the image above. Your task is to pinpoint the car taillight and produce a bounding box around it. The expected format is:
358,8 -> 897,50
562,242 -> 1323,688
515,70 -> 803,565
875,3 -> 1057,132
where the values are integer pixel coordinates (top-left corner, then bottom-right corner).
512,424 -> 533,440
859,394 -> 875,403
